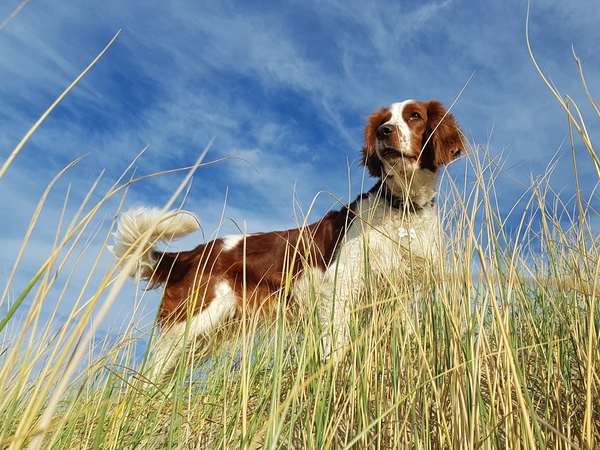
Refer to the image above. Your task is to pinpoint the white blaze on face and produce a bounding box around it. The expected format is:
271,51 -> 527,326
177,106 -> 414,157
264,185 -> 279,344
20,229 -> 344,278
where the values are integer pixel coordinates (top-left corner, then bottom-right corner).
376,100 -> 421,180
377,100 -> 414,155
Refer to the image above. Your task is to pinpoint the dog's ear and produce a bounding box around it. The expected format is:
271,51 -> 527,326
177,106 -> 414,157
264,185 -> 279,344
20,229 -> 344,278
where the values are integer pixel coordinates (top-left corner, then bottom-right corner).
424,100 -> 466,167
361,107 -> 391,177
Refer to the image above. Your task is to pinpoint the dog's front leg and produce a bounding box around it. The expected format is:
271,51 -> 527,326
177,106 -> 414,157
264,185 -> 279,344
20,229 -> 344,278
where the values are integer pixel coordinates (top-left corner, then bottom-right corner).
145,322 -> 188,381
320,258 -> 362,362
319,289 -> 350,362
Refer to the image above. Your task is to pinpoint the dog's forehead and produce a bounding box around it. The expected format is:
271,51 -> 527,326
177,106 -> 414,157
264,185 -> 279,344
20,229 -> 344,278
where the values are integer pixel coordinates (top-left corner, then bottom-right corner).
386,100 -> 416,123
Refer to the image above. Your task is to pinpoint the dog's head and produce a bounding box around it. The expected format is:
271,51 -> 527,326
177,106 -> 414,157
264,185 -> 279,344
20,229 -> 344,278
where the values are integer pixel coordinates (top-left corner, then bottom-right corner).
361,100 -> 465,179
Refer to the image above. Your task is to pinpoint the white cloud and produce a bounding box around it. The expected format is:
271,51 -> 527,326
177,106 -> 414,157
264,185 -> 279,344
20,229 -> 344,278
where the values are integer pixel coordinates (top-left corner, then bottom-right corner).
1,0 -> 599,349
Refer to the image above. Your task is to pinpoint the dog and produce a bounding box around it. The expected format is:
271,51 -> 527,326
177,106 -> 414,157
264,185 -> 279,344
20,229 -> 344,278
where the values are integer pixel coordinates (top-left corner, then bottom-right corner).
110,99 -> 465,377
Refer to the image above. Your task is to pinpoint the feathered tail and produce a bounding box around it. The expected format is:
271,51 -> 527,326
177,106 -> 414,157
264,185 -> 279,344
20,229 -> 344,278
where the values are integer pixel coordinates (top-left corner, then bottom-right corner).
109,207 -> 200,281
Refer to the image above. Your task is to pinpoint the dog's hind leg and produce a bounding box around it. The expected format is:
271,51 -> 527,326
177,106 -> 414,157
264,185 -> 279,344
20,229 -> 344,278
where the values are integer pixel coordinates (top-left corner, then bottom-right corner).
145,280 -> 238,381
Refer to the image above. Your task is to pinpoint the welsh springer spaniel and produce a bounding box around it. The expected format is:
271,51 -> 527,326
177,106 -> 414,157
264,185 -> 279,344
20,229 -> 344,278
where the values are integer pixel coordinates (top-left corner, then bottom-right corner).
111,99 -> 465,377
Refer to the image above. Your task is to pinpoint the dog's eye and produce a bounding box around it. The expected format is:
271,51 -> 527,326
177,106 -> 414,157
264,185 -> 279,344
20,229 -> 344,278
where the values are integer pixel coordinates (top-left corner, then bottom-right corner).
409,112 -> 422,120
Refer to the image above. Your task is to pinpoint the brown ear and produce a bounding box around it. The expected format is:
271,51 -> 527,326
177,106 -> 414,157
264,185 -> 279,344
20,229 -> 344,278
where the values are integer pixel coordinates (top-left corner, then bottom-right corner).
360,107 -> 391,177
425,100 -> 466,167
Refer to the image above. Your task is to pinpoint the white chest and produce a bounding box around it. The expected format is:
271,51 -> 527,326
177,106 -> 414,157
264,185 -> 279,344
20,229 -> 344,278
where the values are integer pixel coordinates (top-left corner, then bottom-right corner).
333,194 -> 440,284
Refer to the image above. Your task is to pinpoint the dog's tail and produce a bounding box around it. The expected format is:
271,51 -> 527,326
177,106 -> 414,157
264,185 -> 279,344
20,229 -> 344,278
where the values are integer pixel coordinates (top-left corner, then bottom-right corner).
109,207 -> 200,282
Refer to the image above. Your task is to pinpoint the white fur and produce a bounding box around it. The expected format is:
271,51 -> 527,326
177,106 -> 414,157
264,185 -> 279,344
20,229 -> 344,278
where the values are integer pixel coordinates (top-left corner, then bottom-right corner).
221,234 -> 244,251
293,190 -> 440,360
386,100 -> 413,150
384,168 -> 438,207
147,280 -> 238,378
109,207 -> 200,280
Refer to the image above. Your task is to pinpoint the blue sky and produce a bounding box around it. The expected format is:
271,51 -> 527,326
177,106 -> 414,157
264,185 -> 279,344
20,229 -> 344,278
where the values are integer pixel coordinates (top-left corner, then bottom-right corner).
1,0 -> 599,351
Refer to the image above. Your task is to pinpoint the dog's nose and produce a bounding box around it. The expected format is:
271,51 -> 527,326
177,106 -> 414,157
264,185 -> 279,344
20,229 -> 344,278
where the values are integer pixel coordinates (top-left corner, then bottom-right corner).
376,124 -> 394,140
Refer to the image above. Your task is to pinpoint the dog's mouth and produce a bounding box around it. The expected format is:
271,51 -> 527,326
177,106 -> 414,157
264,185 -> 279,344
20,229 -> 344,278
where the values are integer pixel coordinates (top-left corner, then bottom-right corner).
380,147 -> 417,161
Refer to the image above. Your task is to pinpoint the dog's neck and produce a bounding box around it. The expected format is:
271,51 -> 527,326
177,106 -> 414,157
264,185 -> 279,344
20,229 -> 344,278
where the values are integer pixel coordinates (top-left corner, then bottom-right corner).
369,183 -> 433,213
379,169 -> 438,209
381,183 -> 433,212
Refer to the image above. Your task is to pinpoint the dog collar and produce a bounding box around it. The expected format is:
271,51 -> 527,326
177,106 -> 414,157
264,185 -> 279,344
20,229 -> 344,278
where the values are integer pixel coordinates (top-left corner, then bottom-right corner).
374,182 -> 433,212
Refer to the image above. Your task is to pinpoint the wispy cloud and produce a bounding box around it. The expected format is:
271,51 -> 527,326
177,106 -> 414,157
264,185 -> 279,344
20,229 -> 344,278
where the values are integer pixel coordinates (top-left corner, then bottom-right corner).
1,0 -> 599,336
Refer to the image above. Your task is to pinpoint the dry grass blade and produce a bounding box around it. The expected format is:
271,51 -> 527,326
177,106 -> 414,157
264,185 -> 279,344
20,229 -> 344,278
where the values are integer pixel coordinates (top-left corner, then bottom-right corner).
23,140 -> 213,450
526,5 -> 600,178
0,0 -> 30,32
0,30 -> 120,181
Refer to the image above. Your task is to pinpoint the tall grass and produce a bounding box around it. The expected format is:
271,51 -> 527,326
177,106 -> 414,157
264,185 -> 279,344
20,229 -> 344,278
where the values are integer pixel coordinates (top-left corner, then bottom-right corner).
1,48 -> 599,450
